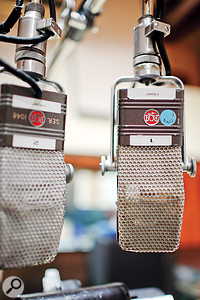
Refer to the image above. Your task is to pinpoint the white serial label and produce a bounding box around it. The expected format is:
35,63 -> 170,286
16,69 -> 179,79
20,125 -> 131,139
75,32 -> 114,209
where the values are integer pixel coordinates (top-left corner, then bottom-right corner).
127,88 -> 176,100
13,134 -> 56,150
12,95 -> 61,113
130,135 -> 172,146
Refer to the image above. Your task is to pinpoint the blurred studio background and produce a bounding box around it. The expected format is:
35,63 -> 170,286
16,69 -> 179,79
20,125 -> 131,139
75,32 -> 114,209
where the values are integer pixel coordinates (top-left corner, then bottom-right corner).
0,0 -> 200,299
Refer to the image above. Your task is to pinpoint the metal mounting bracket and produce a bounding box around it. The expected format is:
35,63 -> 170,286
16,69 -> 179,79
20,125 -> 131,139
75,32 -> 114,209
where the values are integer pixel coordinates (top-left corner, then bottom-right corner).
145,20 -> 171,38
37,18 -> 62,39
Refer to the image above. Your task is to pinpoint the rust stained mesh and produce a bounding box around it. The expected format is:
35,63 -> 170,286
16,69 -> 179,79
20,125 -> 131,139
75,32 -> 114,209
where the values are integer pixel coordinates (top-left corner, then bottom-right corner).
117,145 -> 185,252
0,147 -> 66,269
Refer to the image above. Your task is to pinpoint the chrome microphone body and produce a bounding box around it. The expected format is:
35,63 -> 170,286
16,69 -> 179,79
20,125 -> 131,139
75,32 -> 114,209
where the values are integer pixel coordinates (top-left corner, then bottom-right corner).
15,0 -> 61,79
15,1 -> 47,79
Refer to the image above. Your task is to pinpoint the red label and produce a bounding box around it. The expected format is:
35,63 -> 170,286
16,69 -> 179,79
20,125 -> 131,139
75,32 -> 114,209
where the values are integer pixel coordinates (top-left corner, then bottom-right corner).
29,111 -> 45,127
144,109 -> 159,126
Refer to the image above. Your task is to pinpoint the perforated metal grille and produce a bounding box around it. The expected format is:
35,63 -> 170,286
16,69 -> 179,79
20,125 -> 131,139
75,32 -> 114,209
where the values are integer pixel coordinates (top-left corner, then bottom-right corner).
0,147 -> 66,269
117,145 -> 185,252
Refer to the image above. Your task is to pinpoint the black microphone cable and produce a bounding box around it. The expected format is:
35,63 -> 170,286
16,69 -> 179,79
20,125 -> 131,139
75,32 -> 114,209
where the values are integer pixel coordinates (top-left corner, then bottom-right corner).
0,0 -> 23,34
48,0 -> 57,22
155,33 -> 171,76
0,0 -> 56,44
155,0 -> 164,21
0,30 -> 53,44
0,58 -> 42,98
154,0 -> 171,76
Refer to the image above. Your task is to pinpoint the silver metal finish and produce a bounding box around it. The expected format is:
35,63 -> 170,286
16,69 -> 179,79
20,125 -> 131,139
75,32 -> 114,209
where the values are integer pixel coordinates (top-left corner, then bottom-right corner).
159,76 -> 196,177
15,49 -> 46,63
134,16 -> 155,57
142,0 -> 153,16
48,0 -> 107,72
100,155 -> 115,175
68,12 -> 87,30
58,0 -> 75,32
134,54 -> 160,65
58,0 -> 107,34
15,2 -> 47,78
40,79 -> 65,93
15,1 -> 62,79
100,76 -> 140,175
83,0 -> 107,14
134,63 -> 160,80
145,20 -> 171,38
17,59 -> 46,79
65,163 -> 74,183
110,76 -> 139,164
37,18 -> 62,39
133,2 -> 170,81
133,16 -> 161,80
158,76 -> 184,89
183,157 -> 196,178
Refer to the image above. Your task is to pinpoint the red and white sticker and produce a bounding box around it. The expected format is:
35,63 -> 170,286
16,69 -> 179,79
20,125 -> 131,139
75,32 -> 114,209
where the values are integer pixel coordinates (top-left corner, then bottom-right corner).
144,109 -> 159,126
29,111 -> 46,127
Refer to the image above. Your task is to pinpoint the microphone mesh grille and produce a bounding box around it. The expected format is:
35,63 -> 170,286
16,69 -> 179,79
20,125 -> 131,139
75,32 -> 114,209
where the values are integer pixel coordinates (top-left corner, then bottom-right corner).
117,145 -> 185,252
0,147 -> 66,269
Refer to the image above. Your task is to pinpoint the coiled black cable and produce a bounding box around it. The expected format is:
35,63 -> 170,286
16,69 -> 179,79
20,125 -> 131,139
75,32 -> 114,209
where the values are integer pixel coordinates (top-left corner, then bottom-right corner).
0,0 -> 23,34
0,58 -> 42,98
0,30 -> 53,44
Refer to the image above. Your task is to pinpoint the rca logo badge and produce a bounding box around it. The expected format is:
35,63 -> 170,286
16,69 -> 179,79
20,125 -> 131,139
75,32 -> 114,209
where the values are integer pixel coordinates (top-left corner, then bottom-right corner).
29,111 -> 45,127
144,109 -> 159,126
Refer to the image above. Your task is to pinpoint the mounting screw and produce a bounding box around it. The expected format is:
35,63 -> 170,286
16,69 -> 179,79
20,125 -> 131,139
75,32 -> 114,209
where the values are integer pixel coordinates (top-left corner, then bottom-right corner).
165,25 -> 169,31
65,164 -> 74,183
189,157 -> 197,177
100,156 -> 106,175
